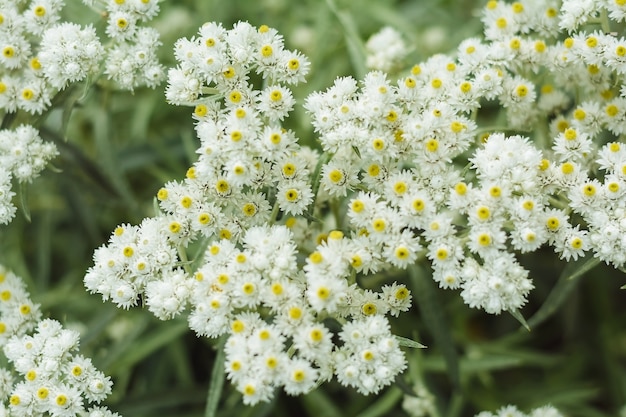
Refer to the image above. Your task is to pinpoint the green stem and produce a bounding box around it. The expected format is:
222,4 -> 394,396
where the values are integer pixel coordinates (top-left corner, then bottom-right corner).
178,244 -> 191,274
599,9 -> 612,34
0,111 -> 16,130
204,337 -> 227,417
306,151 -> 331,219
527,255 -> 601,329
409,264 -> 460,392
355,386 -> 403,417
269,199 -> 280,225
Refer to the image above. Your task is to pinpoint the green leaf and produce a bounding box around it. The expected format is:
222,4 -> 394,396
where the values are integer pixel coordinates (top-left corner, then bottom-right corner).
305,151 -> 331,219
18,182 -> 31,222
61,86 -> 83,141
108,319 -> 188,374
0,111 -> 16,130
409,265 -> 460,391
301,388 -> 344,417
396,335 -> 427,349
527,255 -> 601,329
356,386 -> 403,417
509,308 -> 530,332
325,0 -> 367,79
204,337 -> 226,417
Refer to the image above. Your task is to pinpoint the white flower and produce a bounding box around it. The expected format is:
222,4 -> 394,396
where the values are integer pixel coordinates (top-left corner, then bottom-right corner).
145,268 -> 191,320
38,23 -> 103,90
276,179 -> 313,216
0,33 -> 30,70
258,84 -> 295,121
106,10 -> 137,40
23,0 -> 64,36
87,406 -> 122,417
0,170 -> 16,225
105,27 -> 165,91
365,26 -> 407,72
282,358 -> 319,396
460,252 -> 534,314
334,316 -> 406,395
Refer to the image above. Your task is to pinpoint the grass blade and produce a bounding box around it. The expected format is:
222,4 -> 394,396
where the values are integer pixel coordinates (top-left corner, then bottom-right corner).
409,264 -> 460,391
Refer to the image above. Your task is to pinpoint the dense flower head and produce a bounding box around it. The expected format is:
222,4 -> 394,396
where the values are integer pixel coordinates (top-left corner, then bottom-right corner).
0,0 -> 164,116
475,404 -> 564,417
84,0 -> 165,89
38,22 -> 104,90
0,125 -> 58,224
0,266 -> 120,416
365,26 -> 408,72
165,21 -> 310,105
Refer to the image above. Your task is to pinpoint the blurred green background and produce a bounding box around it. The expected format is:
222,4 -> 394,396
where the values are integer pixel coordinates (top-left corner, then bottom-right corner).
1,1 -> 625,416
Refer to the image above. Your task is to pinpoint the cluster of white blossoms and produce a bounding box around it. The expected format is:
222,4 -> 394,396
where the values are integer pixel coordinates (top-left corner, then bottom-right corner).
365,26 -> 408,72
0,0 -> 165,226
0,0 -> 164,116
0,124 -> 58,224
305,0 -> 626,313
85,22 -> 412,404
83,0 -> 626,409
82,0 -> 165,90
0,266 -> 120,417
475,404 -> 563,417
0,0 -> 103,114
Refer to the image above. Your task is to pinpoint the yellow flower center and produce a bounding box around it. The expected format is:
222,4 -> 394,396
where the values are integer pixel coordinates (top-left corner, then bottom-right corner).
362,302 -> 377,315
261,45 -> 273,57
546,217 -> 560,230
2,46 -> 14,58
328,169 -> 344,183
395,246 -> 410,260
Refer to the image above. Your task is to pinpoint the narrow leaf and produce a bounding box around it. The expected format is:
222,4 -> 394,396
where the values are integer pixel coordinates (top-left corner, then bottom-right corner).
301,388 -> 343,417
18,182 -> 31,223
509,308 -> 530,332
395,335 -> 427,349
356,386 -> 403,417
306,151 -> 331,218
109,320 -> 188,373
204,337 -> 226,417
409,265 -> 460,391
527,255 -> 601,328
325,0 -> 367,79
61,86 -> 82,141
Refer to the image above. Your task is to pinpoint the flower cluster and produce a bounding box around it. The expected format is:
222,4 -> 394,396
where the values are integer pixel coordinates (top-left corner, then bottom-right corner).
85,22 -> 412,404
83,0 -> 165,90
38,22 -> 103,91
0,0 -> 166,226
0,124 -> 58,224
0,0 -> 164,117
165,20 -> 309,104
0,0 -> 103,114
0,266 -> 42,343
475,404 -> 563,417
84,0 -> 626,409
401,382 -> 436,417
0,265 -> 120,416
305,68 -> 538,314
304,0 -> 626,314
365,26 -> 408,72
